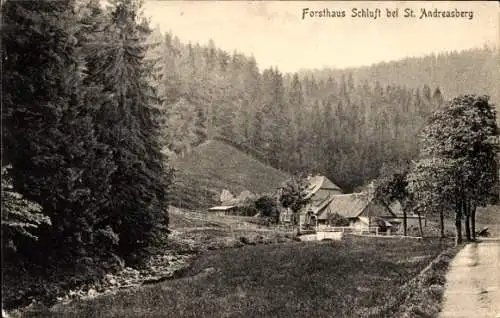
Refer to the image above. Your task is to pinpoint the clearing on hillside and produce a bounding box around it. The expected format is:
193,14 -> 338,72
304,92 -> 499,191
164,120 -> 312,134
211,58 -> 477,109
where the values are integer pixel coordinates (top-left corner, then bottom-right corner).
169,140 -> 291,209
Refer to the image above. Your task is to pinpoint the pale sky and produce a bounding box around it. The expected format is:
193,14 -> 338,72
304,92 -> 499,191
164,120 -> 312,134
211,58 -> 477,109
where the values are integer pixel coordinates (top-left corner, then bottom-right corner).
142,1 -> 499,73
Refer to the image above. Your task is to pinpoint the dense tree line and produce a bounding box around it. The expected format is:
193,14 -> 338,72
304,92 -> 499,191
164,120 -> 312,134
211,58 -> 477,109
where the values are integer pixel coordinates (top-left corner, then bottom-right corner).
2,0 -> 172,274
300,46 -> 499,110
144,29 -> 499,192
150,29 -> 497,192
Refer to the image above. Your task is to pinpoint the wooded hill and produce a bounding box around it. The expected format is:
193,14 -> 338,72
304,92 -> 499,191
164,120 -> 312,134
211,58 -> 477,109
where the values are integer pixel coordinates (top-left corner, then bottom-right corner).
148,27 -> 498,192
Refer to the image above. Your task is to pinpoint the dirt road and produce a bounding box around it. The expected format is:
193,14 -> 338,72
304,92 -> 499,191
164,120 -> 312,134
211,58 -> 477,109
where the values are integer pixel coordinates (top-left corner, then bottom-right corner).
440,239 -> 500,318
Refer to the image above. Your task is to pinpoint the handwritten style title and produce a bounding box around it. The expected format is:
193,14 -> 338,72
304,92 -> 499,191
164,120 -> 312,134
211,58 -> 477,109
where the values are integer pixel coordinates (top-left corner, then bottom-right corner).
301,8 -> 474,20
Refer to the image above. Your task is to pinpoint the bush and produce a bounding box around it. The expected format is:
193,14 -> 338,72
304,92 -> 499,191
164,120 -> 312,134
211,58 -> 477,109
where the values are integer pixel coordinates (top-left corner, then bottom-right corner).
1,165 -> 50,253
255,195 -> 279,220
327,213 -> 350,226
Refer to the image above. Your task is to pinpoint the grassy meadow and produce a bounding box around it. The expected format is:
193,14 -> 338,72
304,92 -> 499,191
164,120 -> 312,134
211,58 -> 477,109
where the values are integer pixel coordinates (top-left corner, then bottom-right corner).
10,204 -> 499,317
28,235 -> 453,318
476,205 -> 500,236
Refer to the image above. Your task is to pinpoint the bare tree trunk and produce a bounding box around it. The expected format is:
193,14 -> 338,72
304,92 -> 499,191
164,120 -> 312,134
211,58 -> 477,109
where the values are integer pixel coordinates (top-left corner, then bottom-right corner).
403,209 -> 407,236
417,211 -> 424,238
464,199 -> 471,241
439,209 -> 445,238
455,216 -> 463,245
471,205 -> 476,241
455,198 -> 463,245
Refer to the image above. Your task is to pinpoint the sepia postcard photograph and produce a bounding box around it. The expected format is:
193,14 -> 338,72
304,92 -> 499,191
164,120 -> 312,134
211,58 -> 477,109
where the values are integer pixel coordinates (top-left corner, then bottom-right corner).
1,0 -> 499,317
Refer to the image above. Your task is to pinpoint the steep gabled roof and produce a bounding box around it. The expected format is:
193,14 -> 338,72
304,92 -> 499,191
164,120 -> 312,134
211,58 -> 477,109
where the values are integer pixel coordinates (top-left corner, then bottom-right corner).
304,175 -> 343,200
310,196 -> 335,215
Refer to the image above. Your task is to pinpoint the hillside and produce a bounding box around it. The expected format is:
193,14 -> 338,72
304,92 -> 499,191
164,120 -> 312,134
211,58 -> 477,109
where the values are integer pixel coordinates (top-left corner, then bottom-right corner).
152,28 -> 498,191
169,140 -> 291,209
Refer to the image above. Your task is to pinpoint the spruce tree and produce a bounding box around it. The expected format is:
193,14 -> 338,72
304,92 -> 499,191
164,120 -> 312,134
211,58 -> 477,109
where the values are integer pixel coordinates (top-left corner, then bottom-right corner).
85,0 -> 173,262
3,0 -> 116,262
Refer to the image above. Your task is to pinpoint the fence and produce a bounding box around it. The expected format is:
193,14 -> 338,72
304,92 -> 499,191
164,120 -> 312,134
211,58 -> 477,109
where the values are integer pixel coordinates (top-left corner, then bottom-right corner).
317,226 -> 380,236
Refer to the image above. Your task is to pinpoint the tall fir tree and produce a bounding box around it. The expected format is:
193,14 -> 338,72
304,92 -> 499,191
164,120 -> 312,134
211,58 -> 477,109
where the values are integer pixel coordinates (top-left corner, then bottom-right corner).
3,0 -> 119,262
84,0 -> 173,262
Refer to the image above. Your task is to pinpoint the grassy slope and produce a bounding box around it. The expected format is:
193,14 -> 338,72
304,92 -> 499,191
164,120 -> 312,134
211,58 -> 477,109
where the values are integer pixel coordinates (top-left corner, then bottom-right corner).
424,204 -> 500,238
166,206 -> 295,253
169,140 -> 291,209
45,236 -> 452,318
476,205 -> 500,236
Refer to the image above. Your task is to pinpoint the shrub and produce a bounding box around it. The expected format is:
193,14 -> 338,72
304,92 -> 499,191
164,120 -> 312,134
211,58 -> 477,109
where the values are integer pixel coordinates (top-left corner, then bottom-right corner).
1,165 -> 50,253
255,195 -> 279,220
327,213 -> 350,226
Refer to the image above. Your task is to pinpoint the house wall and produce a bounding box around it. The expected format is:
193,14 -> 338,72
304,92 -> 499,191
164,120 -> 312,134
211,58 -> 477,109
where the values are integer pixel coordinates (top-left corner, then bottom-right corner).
279,209 -> 293,224
350,217 -> 369,230
299,213 -> 316,228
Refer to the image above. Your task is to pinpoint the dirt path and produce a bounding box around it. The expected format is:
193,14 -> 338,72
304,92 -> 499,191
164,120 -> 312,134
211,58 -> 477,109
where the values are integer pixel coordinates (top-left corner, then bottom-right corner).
440,239 -> 500,318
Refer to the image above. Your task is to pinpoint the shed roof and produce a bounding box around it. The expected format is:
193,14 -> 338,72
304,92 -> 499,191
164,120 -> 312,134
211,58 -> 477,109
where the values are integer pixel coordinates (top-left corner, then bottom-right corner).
208,205 -> 236,211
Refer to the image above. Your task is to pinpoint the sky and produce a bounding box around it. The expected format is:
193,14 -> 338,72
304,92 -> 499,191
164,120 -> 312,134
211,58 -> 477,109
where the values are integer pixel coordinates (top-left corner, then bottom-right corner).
141,1 -> 499,73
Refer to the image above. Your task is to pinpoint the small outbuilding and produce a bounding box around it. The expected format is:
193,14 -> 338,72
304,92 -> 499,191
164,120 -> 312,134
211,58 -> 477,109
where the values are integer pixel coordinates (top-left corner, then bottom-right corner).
207,205 -> 237,216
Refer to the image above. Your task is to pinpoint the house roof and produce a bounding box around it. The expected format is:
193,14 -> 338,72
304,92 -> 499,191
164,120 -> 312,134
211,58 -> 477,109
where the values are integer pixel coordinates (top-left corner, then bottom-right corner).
318,193 -> 372,219
388,200 -> 425,218
389,200 -> 403,214
304,175 -> 343,200
316,192 -> 397,220
208,205 -> 236,211
310,196 -> 335,215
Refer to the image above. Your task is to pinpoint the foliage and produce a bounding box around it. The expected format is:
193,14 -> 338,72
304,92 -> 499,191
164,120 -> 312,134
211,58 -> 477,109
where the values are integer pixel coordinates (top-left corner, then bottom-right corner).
2,0 -> 118,261
373,161 -> 410,205
154,28 -> 498,192
408,94 -> 498,242
406,158 -> 455,218
1,166 -> 50,251
255,195 -> 279,220
327,213 -> 350,226
3,0 -> 173,269
81,0 -> 174,262
279,177 -> 310,213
